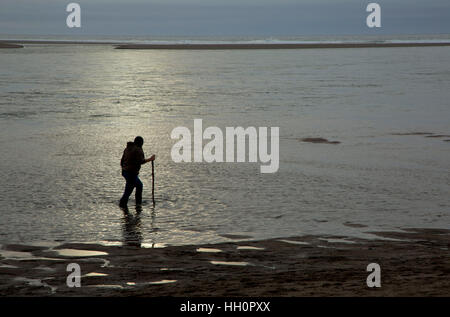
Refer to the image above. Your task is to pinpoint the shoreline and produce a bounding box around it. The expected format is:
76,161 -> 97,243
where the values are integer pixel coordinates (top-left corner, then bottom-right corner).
2,40 -> 450,50
1,228 -> 449,296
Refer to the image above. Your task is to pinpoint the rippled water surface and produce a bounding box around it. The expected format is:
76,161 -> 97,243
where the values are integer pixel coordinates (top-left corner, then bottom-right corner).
0,42 -> 449,246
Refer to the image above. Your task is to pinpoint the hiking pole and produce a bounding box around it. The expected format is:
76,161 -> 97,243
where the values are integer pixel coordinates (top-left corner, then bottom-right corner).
151,160 -> 155,206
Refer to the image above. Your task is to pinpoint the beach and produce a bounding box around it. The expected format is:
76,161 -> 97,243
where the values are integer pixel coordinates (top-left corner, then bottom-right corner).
0,228 -> 449,296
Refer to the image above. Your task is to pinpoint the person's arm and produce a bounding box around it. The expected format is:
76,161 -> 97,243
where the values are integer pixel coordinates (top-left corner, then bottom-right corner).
120,150 -> 125,167
144,154 -> 156,164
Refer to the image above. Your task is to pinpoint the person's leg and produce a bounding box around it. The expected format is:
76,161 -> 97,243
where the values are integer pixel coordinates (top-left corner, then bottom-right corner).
120,171 -> 136,207
135,176 -> 143,205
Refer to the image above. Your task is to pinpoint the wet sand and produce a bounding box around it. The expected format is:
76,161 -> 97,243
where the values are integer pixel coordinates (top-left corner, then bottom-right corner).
300,138 -> 341,144
0,43 -> 23,49
392,131 -> 450,143
0,40 -> 118,46
0,228 -> 449,297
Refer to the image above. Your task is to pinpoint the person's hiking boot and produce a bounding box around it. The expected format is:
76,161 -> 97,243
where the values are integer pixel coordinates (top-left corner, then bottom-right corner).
119,199 -> 128,208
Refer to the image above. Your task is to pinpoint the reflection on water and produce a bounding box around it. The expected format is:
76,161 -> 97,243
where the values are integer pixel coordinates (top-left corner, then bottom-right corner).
278,240 -> 310,245
121,205 -> 158,248
148,279 -> 177,285
125,280 -> 177,286
83,272 -> 109,277
196,248 -> 222,253
210,261 -> 250,266
0,43 -> 449,246
121,206 -> 143,247
55,249 -> 108,257
236,246 -> 265,250
87,284 -> 124,289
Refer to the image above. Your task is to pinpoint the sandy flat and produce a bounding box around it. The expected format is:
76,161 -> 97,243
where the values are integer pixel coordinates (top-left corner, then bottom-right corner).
0,228 -> 448,296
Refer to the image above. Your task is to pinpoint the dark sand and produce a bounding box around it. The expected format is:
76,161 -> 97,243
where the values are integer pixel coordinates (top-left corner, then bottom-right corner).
392,132 -> 450,143
0,228 -> 449,297
425,135 -> 450,138
300,138 -> 341,144
0,40 -> 118,46
0,43 -> 23,49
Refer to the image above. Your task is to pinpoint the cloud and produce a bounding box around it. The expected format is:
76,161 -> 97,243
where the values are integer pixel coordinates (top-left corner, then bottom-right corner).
0,0 -> 449,36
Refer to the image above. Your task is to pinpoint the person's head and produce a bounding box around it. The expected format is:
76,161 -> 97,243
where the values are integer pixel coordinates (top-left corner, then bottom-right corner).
134,136 -> 144,147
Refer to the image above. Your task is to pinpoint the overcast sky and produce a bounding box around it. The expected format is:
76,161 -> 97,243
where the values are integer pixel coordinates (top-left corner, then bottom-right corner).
1,0 -> 450,36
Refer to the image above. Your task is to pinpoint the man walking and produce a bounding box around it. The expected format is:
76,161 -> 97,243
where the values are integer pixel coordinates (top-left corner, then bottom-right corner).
119,136 -> 155,208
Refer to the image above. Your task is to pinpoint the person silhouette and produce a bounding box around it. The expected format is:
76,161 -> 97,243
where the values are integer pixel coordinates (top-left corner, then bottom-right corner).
119,136 -> 155,208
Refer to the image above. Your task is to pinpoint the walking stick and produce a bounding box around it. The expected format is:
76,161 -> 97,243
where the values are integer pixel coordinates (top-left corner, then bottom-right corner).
151,160 -> 155,206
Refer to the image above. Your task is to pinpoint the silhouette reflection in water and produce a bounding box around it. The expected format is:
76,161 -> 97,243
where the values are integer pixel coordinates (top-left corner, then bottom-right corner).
121,206 -> 143,247
121,205 -> 158,248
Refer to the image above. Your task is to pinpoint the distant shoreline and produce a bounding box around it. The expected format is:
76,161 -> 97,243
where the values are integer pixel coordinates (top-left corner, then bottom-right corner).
114,42 -> 450,50
2,40 -> 450,50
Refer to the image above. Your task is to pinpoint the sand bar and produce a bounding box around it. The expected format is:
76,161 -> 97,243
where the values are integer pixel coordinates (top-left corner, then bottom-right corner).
0,40 -> 118,46
0,43 -> 23,48
114,42 -> 450,50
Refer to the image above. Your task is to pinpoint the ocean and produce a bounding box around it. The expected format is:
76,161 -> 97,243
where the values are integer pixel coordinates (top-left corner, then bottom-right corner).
0,35 -> 449,247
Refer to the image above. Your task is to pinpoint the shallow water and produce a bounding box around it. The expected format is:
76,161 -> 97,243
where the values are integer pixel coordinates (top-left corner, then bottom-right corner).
210,261 -> 250,266
0,38 -> 449,247
236,246 -> 265,250
197,248 -> 222,253
54,249 -> 108,257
